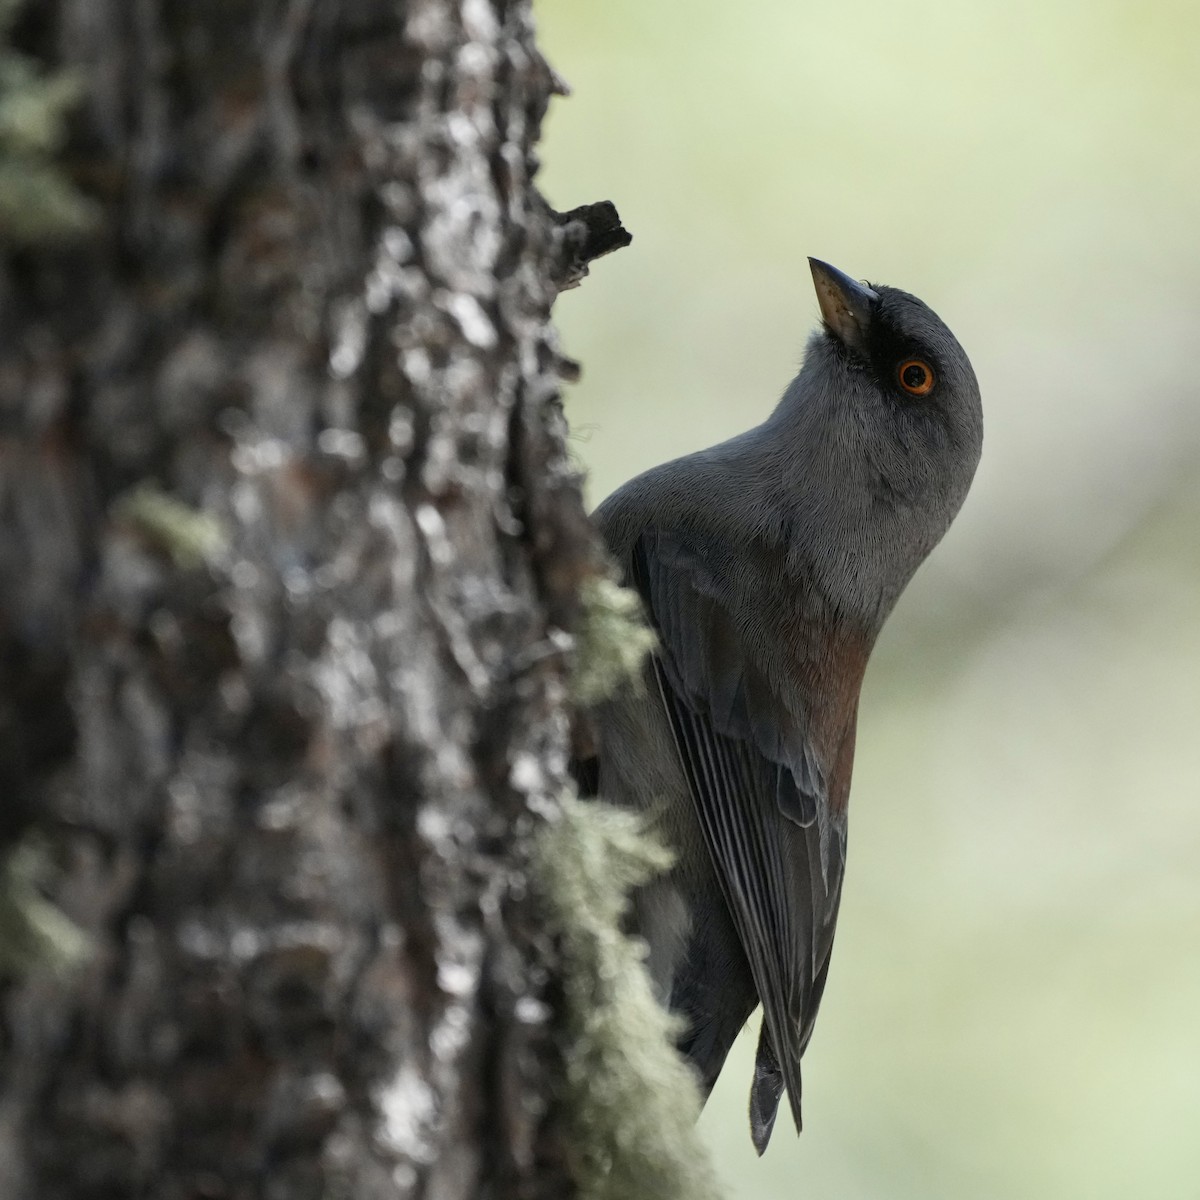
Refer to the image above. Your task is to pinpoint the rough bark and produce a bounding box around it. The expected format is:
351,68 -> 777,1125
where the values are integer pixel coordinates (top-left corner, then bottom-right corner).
0,1 -> 624,1196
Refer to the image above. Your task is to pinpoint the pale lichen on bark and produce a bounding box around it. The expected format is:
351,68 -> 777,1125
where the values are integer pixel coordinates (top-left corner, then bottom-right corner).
536,797 -> 721,1200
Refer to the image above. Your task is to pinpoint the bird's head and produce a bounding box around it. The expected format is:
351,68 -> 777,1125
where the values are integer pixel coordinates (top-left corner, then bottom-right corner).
769,259 -> 983,621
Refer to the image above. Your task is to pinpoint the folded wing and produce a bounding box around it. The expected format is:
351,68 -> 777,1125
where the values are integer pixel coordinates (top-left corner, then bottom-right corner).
629,525 -> 846,1150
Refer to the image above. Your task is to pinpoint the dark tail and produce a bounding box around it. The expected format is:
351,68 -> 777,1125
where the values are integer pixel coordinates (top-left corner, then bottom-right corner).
749,1022 -> 789,1155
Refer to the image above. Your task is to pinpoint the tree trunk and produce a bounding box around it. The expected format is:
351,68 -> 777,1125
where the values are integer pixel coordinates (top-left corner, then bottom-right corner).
0,2 -> 624,1196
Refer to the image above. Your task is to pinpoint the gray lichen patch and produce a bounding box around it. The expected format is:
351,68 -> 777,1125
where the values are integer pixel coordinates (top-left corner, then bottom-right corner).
571,576 -> 656,706
0,840 -> 88,977
534,796 -> 722,1200
0,0 -> 95,243
112,484 -> 228,569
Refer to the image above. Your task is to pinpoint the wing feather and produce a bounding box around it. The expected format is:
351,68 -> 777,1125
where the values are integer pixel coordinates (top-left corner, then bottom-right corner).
629,525 -> 846,1143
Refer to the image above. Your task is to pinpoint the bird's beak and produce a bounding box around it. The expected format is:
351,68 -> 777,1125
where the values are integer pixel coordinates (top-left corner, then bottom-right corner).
808,258 -> 878,354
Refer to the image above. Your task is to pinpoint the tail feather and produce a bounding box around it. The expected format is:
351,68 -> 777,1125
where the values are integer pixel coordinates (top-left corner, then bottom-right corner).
749,1022 -> 790,1155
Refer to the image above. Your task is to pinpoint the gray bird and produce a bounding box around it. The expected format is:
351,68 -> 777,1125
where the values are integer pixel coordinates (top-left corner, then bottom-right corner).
572,259 -> 983,1153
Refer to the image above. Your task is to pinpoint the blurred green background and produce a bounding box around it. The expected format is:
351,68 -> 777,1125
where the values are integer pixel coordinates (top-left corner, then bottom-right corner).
535,1 -> 1200,1196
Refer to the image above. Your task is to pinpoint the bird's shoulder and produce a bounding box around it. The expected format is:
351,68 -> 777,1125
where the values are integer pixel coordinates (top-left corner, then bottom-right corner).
593,441 -> 776,560
597,453 -> 847,661
592,441 -> 871,804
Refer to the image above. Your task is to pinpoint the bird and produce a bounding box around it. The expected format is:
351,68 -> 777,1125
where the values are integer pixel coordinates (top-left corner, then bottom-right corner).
571,258 -> 983,1153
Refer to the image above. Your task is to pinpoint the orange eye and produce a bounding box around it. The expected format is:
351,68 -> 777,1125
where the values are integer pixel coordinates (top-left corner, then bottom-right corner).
897,359 -> 935,396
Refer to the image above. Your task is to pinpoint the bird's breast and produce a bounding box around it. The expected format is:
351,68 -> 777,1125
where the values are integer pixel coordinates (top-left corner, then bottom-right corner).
781,617 -> 871,813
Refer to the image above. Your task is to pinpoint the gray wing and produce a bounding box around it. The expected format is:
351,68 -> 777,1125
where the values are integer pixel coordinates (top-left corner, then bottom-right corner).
628,525 -> 846,1148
